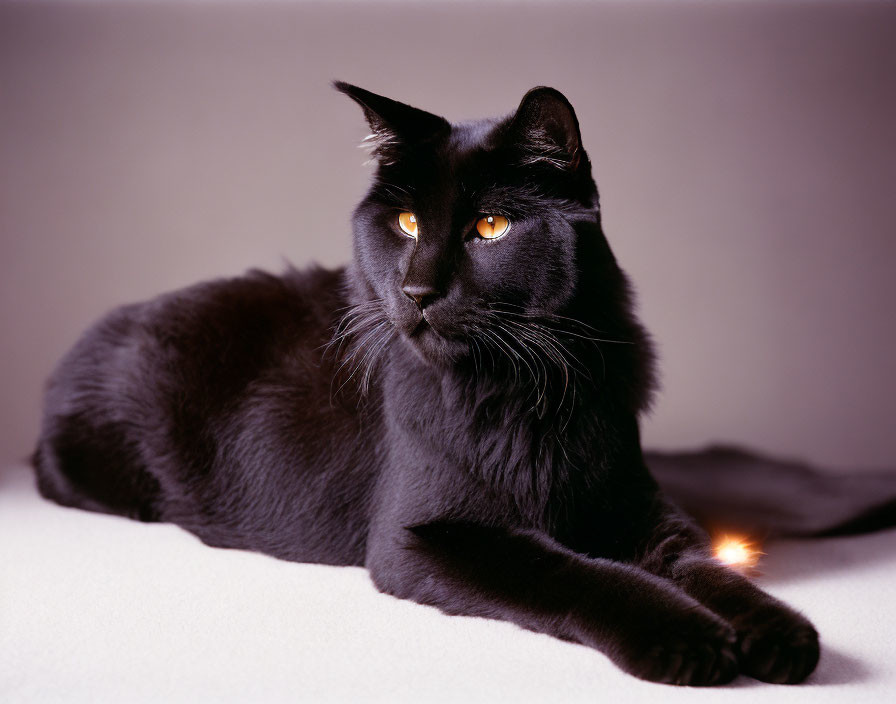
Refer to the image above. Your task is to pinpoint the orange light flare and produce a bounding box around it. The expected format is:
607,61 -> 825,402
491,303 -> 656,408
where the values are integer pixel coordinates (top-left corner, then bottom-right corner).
712,535 -> 763,573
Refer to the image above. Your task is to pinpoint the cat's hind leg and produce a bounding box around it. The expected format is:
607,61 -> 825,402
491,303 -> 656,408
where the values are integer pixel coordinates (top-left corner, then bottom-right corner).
33,411 -> 161,522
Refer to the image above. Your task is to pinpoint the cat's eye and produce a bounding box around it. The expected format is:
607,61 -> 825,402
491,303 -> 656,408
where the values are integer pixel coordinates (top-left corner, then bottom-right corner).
475,215 -> 510,240
397,212 -> 418,239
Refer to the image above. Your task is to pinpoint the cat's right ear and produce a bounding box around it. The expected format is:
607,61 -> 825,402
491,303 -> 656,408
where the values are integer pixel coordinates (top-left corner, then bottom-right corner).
333,81 -> 449,165
505,87 -> 585,172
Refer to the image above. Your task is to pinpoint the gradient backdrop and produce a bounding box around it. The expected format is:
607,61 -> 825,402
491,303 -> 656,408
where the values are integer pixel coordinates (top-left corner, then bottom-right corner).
1,0 -> 894,470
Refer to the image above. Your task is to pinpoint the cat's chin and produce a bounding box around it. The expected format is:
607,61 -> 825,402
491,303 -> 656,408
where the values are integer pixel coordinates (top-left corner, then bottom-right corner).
402,320 -> 466,367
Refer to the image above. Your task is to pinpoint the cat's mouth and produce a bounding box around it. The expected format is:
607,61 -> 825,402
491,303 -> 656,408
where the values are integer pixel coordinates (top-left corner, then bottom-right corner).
403,314 -> 466,365
408,316 -> 443,350
409,315 -> 435,338
402,317 -> 437,363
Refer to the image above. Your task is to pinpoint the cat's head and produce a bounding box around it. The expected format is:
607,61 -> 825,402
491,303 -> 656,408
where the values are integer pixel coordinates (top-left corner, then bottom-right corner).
336,82 -> 618,371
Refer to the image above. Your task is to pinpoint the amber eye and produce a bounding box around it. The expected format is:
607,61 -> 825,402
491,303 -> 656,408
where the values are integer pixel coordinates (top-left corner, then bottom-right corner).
475,215 -> 510,240
397,212 -> 418,239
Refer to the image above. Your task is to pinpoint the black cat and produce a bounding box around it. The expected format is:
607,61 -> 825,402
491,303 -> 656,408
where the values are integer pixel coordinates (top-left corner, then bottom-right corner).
33,82 -> 819,686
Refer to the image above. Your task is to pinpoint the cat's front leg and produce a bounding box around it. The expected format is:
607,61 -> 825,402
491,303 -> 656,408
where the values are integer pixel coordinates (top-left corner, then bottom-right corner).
366,520 -> 738,685
669,552 -> 819,684
637,502 -> 820,684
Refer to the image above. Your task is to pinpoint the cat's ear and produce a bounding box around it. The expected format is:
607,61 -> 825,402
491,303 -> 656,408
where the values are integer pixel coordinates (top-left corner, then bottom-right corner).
334,81 -> 449,165
505,87 -> 584,171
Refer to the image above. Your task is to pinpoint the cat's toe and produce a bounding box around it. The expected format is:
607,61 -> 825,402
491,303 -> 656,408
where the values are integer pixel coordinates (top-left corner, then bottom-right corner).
624,612 -> 739,686
737,608 -> 819,684
683,636 -> 739,686
696,642 -> 740,686
660,642 -> 738,686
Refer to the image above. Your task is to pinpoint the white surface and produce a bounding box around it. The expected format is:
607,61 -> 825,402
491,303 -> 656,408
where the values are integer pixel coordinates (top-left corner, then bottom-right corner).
2,462 -> 895,703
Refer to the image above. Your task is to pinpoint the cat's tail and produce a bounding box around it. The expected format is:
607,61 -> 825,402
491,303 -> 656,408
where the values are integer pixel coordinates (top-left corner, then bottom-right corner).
646,445 -> 896,539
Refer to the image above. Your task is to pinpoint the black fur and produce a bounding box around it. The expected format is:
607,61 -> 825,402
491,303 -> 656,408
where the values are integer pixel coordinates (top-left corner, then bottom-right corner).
33,83 -> 819,686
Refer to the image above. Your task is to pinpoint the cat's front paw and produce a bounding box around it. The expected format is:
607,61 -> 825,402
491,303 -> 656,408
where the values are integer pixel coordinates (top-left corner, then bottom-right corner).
734,605 -> 819,684
611,602 -> 739,686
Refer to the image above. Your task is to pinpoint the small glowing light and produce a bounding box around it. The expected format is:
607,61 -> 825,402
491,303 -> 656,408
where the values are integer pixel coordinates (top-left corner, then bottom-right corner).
713,535 -> 761,571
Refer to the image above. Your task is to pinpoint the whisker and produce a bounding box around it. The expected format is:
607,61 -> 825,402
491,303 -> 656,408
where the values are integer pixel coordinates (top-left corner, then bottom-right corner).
479,300 -> 619,423
488,317 -> 547,411
334,321 -> 389,398
488,302 -> 632,344
359,326 -> 395,396
501,319 -> 570,412
481,327 -> 521,388
325,298 -> 391,402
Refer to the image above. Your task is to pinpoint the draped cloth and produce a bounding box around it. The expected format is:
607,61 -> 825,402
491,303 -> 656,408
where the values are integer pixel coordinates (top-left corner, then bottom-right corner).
648,446 -> 896,538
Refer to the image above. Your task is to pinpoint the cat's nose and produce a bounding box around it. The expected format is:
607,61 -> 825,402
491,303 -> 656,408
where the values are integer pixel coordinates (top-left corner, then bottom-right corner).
402,283 -> 439,310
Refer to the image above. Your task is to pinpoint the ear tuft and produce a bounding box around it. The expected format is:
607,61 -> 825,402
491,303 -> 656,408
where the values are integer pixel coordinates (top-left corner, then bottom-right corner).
507,87 -> 584,171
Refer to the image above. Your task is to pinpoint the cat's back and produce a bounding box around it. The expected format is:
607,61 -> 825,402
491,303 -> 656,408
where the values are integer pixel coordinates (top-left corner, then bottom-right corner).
34,264 -> 380,565
40,264 -> 352,432
138,264 -> 349,406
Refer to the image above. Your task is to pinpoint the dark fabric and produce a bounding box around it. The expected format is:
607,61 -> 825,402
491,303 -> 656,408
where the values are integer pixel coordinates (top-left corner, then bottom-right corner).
647,445 -> 896,538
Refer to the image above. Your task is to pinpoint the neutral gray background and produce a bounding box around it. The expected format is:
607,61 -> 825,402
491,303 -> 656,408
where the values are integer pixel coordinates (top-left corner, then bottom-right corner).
2,0 -> 894,469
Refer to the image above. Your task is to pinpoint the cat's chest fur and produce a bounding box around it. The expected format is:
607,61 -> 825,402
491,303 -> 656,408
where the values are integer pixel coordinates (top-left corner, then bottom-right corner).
379,347 -> 639,548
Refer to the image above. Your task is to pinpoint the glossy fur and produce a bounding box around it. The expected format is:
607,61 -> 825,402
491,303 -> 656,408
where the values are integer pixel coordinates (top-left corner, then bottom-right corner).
33,83 -> 819,685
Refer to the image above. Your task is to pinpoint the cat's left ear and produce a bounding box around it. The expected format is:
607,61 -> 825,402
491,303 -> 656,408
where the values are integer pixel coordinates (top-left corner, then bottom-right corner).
334,81 -> 449,164
505,87 -> 584,171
